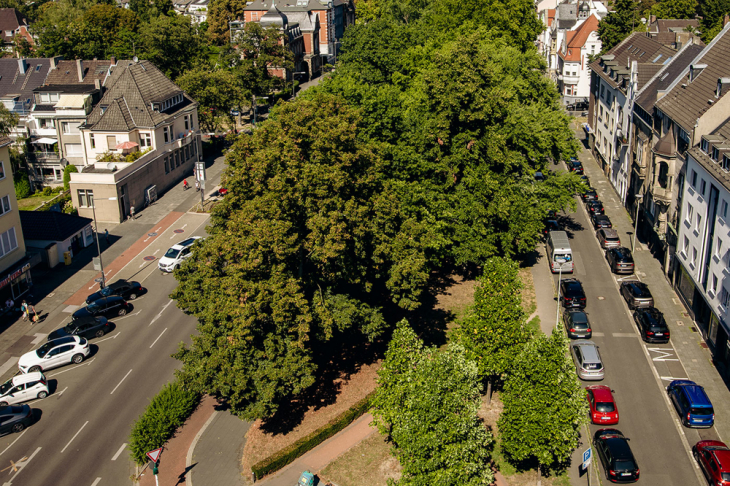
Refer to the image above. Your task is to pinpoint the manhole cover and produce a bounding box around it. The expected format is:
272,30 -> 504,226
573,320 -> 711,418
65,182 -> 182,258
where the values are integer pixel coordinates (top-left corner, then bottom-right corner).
143,256 -> 156,261
597,296 -> 605,300
148,232 -> 157,237
174,229 -> 184,234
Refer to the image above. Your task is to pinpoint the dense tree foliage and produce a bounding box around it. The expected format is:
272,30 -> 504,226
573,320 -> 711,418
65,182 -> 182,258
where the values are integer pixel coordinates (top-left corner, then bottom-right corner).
207,0 -> 247,45
700,0 -> 730,40
371,321 -> 494,485
498,331 -> 588,471
598,0 -> 644,52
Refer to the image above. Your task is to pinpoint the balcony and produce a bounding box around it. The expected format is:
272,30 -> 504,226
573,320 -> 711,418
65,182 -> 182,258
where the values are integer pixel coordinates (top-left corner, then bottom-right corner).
30,127 -> 57,137
171,131 -> 196,150
28,152 -> 61,164
652,185 -> 672,204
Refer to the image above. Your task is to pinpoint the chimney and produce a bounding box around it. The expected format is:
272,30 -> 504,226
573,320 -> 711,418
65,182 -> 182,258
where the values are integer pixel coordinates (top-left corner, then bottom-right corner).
51,56 -> 61,70
724,13 -> 730,27
76,59 -> 84,82
17,58 -> 26,75
717,78 -> 730,98
95,79 -> 101,90
649,14 -> 656,25
110,56 -> 117,66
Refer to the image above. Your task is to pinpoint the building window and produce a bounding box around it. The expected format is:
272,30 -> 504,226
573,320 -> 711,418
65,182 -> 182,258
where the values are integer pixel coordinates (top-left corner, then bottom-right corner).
61,122 -> 70,134
164,157 -> 169,174
691,246 -> 698,266
90,134 -> 95,149
712,274 -> 718,293
184,115 -> 189,131
712,147 -> 719,161
696,214 -> 702,232
163,127 -> 170,144
106,136 -> 116,149
140,133 -> 152,149
678,128 -> 689,154
78,189 -> 93,208
701,139 -> 709,153
0,194 -> 10,216
0,227 -> 17,258
723,155 -> 730,172
175,150 -> 180,167
686,203 -> 694,223
691,169 -> 697,187
0,161 -> 4,180
722,199 -> 728,219
682,235 -> 689,256
65,144 -> 82,156
600,84 -> 605,99
701,179 -> 706,196
721,286 -> 730,308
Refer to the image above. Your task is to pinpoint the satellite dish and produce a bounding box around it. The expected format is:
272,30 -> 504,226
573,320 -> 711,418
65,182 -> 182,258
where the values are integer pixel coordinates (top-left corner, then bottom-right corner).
133,56 -> 139,63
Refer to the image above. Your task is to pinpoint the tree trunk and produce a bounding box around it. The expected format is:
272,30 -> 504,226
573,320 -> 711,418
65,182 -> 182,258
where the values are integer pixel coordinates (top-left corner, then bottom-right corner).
486,379 -> 492,405
536,464 -> 541,486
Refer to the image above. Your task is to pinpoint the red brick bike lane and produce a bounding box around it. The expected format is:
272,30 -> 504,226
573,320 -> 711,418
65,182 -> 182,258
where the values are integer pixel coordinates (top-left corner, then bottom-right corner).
64,211 -> 185,306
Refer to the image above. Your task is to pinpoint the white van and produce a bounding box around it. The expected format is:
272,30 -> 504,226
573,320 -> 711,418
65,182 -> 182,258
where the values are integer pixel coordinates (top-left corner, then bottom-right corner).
547,231 -> 573,273
158,236 -> 202,273
0,372 -> 49,406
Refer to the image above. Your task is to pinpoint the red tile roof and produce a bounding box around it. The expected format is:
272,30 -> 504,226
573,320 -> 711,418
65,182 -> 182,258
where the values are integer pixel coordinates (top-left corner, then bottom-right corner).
559,15 -> 599,62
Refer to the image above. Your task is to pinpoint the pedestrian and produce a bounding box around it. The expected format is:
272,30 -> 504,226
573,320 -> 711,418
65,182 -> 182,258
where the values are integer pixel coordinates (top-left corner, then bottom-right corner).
130,206 -> 135,220
29,304 -> 38,325
20,300 -> 28,321
183,179 -> 189,190
105,229 -> 109,244
195,180 -> 200,192
4,298 -> 13,311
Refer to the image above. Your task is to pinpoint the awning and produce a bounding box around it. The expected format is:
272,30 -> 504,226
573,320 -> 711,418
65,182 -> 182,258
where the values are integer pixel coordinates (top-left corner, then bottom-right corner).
55,94 -> 89,109
32,138 -> 58,145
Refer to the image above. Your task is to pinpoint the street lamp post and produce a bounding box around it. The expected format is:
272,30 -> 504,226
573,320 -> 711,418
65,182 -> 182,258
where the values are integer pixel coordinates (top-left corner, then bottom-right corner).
632,194 -> 644,252
555,265 -> 563,331
291,71 -> 307,99
251,95 -> 269,127
90,196 -> 118,288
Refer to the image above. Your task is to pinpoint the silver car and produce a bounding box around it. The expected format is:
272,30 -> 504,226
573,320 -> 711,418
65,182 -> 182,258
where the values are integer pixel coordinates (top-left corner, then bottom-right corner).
570,341 -> 604,381
596,228 -> 621,249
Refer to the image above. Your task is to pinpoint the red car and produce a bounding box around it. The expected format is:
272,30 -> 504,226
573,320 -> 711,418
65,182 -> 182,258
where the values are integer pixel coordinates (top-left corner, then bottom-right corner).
694,440 -> 730,485
587,385 -> 619,425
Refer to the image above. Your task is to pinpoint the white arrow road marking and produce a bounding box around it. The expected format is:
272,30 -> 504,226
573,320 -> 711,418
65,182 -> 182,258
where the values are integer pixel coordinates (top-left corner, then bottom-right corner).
111,443 -> 127,461
49,358 -> 96,377
150,300 -> 173,326
182,223 -> 187,228
0,431 -> 26,458
149,329 -> 167,349
57,387 -> 68,397
154,226 -> 162,233
110,370 -> 133,395
61,423 -> 88,453
90,478 -> 101,486
139,261 -> 147,268
30,334 -> 45,346
153,249 -> 159,255
660,376 -> 689,381
96,332 -> 121,344
112,311 -> 141,322
2,447 -> 40,484
647,347 -> 679,361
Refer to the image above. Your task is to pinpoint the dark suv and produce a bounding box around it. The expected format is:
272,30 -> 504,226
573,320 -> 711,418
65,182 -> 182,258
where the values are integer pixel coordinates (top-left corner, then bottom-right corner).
620,281 -> 654,309
48,316 -> 110,341
586,200 -> 605,215
563,308 -> 592,339
569,159 -> 584,174
594,429 -> 640,483
633,307 -> 670,342
85,279 -> 144,305
606,248 -> 634,274
560,279 -> 587,308
73,296 -> 129,319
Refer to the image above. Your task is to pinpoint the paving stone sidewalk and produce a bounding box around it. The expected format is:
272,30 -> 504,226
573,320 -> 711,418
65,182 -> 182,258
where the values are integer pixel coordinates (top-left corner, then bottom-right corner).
189,410 -> 250,486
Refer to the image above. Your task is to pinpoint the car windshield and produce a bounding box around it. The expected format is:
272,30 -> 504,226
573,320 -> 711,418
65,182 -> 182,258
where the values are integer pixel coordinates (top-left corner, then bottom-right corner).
63,323 -> 76,332
606,235 -> 620,242
164,248 -> 181,259
596,402 -> 615,412
691,407 -> 713,415
721,473 -> 730,481
554,253 -> 572,263
100,287 -> 113,296
0,380 -> 12,395
35,342 -> 53,358
614,460 -> 635,472
86,302 -> 100,313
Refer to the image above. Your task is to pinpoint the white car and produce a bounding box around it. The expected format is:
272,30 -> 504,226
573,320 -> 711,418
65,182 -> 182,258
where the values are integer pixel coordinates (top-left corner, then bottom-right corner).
18,335 -> 90,373
158,236 -> 202,273
0,372 -> 49,406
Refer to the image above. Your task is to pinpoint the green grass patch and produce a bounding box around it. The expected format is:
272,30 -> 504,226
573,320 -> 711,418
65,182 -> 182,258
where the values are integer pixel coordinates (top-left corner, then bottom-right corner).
527,315 -> 542,335
492,441 -> 517,476
17,193 -> 59,210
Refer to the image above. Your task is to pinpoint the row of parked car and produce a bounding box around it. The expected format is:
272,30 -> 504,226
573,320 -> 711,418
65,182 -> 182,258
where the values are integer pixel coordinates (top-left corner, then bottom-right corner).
0,279 -> 146,436
553,159 -> 722,484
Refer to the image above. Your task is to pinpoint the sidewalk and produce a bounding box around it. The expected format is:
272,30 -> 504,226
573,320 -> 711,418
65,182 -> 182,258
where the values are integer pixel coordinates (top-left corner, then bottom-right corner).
189,410 -> 251,486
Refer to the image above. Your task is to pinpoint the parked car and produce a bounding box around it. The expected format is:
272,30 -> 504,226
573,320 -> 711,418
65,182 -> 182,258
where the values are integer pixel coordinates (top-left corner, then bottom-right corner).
543,218 -> 563,236
570,341 -> 604,380
587,385 -> 619,425
18,335 -> 90,373
48,316 -> 110,341
85,279 -> 144,305
73,296 -> 129,320
568,159 -> 584,174
580,174 -> 590,185
560,279 -> 587,309
693,440 -> 730,486
596,228 -> 621,249
634,307 -> 670,343
586,200 -> 605,215
534,171 -> 545,182
0,372 -> 49,406
620,281 -> 654,309
158,236 -> 203,273
0,405 -> 33,436
606,247 -> 634,274
594,429 -> 640,483
581,188 -> 598,201
667,380 -> 715,428
591,213 -> 613,229
563,308 -> 592,339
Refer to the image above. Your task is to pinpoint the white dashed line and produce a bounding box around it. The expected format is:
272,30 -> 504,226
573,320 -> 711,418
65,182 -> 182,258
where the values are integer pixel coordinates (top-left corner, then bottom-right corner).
149,329 -> 167,349
111,443 -> 127,461
110,369 -> 133,395
61,422 -> 88,453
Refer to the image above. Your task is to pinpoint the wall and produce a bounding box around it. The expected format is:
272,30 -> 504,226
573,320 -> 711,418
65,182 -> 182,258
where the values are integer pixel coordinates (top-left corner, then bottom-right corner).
0,144 -> 26,273
693,89 -> 730,145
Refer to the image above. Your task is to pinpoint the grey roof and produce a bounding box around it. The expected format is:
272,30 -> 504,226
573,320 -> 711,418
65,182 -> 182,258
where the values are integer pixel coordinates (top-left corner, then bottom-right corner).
20,211 -> 93,242
687,146 -> 730,192
42,60 -> 130,88
650,19 -> 700,34
286,11 -> 318,31
0,58 -> 51,102
260,1 -> 288,27
85,60 -> 195,132
655,23 -> 730,133
245,0 -> 334,11
33,84 -> 98,94
0,8 -> 27,43
635,43 -> 703,113
653,127 -> 675,156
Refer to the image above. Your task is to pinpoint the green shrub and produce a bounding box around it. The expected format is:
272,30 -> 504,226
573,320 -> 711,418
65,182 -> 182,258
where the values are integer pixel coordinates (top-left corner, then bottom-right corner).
14,171 -> 30,199
42,186 -> 53,196
251,392 -> 374,479
62,164 -> 78,191
129,380 -> 201,464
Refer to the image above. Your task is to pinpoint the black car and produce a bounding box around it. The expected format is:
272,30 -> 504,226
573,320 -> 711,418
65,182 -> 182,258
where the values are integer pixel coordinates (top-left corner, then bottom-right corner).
73,296 -> 129,320
633,307 -> 670,343
581,188 -> 598,201
563,308 -> 592,339
569,159 -> 584,174
586,200 -> 605,216
606,247 -> 634,274
594,429 -> 640,483
560,278 -> 587,308
0,405 -> 33,436
620,281 -> 654,309
544,218 -> 563,236
592,213 -> 613,229
48,316 -> 110,341
85,279 -> 144,305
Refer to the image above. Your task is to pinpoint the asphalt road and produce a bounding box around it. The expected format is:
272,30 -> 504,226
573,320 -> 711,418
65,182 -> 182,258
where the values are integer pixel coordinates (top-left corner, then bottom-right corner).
558,190 -> 710,485
0,215 -> 209,486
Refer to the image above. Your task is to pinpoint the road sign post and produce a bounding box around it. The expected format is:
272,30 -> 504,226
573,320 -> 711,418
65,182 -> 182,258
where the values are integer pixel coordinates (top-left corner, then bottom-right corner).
146,448 -> 162,486
195,160 -> 206,208
582,447 -> 592,485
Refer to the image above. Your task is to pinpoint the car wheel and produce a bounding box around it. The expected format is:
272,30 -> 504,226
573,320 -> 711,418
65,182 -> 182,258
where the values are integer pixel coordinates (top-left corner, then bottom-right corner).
72,354 -> 84,364
11,423 -> 24,434
37,391 -> 47,399
128,293 -> 137,300
118,308 -> 127,316
95,329 -> 105,338
0,402 -> 7,407
28,366 -> 41,373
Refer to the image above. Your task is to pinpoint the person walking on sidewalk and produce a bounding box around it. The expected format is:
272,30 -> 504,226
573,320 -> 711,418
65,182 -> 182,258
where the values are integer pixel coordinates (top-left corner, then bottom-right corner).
183,179 -> 189,190
20,300 -> 28,321
195,180 -> 200,192
105,229 -> 109,244
29,304 -> 38,325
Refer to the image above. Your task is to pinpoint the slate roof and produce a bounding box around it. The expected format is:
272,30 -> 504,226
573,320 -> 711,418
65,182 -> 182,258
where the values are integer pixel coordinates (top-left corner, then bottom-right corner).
0,136 -> 12,148
0,8 -> 27,44
33,84 -> 98,94
650,19 -> 700,33
655,23 -> 730,133
43,60 -> 128,87
635,43 -> 703,113
0,58 -> 51,102
653,127 -> 676,155
559,14 -> 599,62
20,211 -> 93,242
688,146 -> 730,192
85,60 -> 195,132
286,11 -> 318,31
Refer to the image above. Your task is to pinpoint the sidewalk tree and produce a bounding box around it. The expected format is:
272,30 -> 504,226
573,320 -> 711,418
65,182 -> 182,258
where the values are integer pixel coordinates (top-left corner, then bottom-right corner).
206,0 -> 247,45
454,257 -> 532,402
176,67 -> 244,132
138,13 -> 202,79
498,331 -> 588,478
371,321 -> 494,485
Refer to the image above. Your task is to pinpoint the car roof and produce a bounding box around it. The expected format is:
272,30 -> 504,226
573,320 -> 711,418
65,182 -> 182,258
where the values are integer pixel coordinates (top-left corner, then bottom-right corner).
12,372 -> 43,385
0,404 -> 29,415
600,228 -> 619,237
713,448 -> 730,470
575,341 -> 600,360
604,436 -> 634,459
588,386 -> 614,401
108,279 -> 128,289
47,335 -> 80,346
172,236 -> 201,249
623,281 -> 649,293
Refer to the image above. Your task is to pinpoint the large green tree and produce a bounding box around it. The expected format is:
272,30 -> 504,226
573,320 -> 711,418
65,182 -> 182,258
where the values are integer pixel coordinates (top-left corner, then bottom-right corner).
598,0 -> 644,52
138,13 -> 202,79
498,331 -> 588,477
207,0 -> 247,45
650,0 -> 698,19
176,67 -> 245,132
371,321 -> 494,485
699,0 -> 730,40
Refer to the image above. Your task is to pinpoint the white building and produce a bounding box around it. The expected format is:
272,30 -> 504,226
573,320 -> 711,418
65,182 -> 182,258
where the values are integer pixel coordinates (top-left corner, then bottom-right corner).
556,14 -> 600,105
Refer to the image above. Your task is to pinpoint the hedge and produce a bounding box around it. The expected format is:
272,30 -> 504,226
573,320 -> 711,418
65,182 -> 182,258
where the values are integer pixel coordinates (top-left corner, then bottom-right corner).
252,391 -> 374,479
129,380 -> 201,464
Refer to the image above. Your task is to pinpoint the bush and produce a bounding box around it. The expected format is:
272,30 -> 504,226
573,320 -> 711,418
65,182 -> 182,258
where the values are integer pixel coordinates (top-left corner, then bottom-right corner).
128,380 -> 201,464
14,171 -> 30,199
63,164 -> 78,191
42,186 -> 53,196
251,392 -> 374,479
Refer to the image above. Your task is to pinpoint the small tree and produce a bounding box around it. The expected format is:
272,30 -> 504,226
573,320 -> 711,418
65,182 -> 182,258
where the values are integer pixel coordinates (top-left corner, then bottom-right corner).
498,331 -> 588,482
454,256 -> 532,402
14,171 -> 30,199
63,164 -> 78,191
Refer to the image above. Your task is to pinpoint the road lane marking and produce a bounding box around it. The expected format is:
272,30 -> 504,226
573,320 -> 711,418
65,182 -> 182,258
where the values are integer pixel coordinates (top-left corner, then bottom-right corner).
111,443 -> 127,461
61,422 -> 88,453
0,358 -> 18,377
149,329 -> 167,349
150,300 -> 173,326
611,332 -> 638,338
110,369 -> 133,395
57,387 -> 67,397
90,478 -> 102,486
49,358 -> 96,377
591,332 -> 605,337
153,249 -> 159,255
96,332 -> 121,344
0,430 -> 26,458
661,376 -> 688,381
3,447 -> 40,484
29,334 -> 45,345
648,348 -> 679,361
112,311 -> 141,322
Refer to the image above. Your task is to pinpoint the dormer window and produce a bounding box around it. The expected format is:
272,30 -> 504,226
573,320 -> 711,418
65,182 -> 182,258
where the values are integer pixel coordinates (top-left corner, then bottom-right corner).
712,147 -> 719,162
723,154 -> 730,172
701,139 -> 710,153
101,105 -> 108,114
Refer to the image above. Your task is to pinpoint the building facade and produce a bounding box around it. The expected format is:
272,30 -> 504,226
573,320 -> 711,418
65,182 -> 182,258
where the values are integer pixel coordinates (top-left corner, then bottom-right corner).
556,14 -> 600,105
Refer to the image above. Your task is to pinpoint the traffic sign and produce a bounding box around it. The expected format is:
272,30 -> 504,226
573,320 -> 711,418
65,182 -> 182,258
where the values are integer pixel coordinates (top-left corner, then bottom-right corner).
146,447 -> 162,464
582,447 -> 592,468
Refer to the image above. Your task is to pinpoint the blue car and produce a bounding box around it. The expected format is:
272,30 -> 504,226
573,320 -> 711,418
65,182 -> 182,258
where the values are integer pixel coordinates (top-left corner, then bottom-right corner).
667,380 -> 714,428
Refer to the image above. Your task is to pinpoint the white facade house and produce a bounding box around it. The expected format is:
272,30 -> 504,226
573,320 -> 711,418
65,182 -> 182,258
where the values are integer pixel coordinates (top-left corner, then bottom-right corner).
556,14 -> 600,105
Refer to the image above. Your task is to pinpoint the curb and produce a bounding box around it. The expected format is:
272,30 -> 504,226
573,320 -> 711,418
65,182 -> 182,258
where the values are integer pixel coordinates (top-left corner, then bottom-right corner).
186,410 -> 219,486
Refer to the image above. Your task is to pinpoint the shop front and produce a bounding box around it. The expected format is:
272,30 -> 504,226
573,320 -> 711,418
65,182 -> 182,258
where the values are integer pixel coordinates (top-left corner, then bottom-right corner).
0,258 -> 33,302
